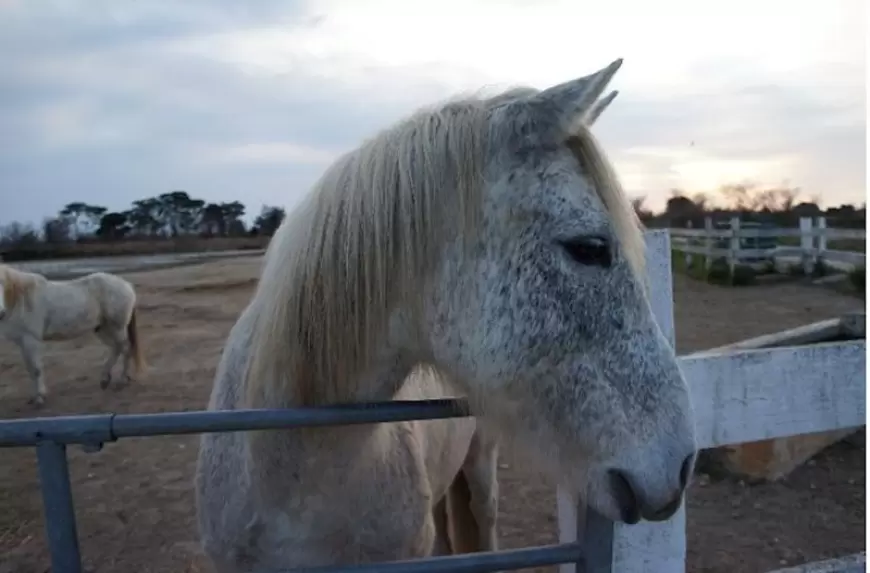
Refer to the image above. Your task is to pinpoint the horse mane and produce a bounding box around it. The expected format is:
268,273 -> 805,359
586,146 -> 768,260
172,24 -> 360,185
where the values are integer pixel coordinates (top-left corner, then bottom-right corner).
244,93 -> 493,408
243,88 -> 645,409
0,264 -> 39,310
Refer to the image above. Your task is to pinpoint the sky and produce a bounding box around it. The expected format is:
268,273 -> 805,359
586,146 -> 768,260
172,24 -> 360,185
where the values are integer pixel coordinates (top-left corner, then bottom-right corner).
0,0 -> 866,227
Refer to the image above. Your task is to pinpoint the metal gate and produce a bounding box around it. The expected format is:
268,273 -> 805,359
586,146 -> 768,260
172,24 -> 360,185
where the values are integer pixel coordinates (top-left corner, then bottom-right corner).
0,399 -> 591,573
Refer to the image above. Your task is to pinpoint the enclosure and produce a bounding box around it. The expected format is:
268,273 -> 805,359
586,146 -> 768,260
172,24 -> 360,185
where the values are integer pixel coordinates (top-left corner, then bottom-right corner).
0,231 -> 864,573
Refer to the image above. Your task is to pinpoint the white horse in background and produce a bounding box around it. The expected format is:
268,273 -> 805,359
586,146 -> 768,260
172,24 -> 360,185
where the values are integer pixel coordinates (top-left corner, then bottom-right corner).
0,264 -> 144,405
195,58 -> 698,572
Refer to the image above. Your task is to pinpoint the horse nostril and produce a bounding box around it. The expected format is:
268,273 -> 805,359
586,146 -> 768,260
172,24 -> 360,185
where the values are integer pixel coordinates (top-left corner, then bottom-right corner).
679,453 -> 694,490
647,494 -> 682,521
607,469 -> 641,525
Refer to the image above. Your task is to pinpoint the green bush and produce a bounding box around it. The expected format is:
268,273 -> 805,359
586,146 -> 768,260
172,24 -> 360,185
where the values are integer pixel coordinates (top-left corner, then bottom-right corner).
700,257 -> 757,286
731,264 -> 758,286
811,259 -> 831,278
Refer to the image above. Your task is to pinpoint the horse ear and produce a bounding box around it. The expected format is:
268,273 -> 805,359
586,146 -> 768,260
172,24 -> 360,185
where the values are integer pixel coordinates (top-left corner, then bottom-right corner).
585,90 -> 619,126
530,59 -> 622,133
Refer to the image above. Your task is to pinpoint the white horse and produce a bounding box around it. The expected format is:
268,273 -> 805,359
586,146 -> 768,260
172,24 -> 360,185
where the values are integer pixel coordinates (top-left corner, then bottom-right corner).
0,264 -> 144,405
195,59 -> 698,571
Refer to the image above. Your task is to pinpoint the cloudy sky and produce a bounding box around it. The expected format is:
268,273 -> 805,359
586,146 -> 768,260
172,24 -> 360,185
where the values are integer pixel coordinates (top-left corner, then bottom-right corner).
1,0 -> 865,226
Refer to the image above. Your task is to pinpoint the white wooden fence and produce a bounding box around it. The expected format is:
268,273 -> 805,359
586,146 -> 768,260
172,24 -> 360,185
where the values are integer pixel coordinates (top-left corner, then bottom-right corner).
557,230 -> 866,573
670,216 -> 866,276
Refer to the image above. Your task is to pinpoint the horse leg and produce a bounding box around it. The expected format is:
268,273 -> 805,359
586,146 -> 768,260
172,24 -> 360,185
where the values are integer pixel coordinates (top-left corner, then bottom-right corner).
431,496 -> 453,556
117,324 -> 135,385
96,327 -> 124,390
19,335 -> 47,406
459,429 -> 499,552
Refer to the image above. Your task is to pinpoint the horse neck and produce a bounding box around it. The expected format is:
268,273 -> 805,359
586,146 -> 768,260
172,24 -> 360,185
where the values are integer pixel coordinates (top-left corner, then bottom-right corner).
245,296 -> 421,420
244,332 -> 420,499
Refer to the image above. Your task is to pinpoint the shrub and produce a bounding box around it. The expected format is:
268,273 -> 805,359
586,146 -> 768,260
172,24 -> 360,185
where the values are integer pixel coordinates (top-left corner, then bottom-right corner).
707,257 -> 756,286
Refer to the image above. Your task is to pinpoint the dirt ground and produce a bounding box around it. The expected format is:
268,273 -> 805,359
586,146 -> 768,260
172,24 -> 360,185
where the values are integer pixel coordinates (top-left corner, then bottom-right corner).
0,257 -> 864,573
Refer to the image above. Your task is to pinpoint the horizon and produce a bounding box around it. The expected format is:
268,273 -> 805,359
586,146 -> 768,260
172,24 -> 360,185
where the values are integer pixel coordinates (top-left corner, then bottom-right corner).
1,0 -> 866,227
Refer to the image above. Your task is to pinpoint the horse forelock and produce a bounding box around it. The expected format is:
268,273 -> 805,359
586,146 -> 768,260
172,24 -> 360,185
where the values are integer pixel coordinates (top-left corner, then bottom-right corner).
244,93 -> 495,408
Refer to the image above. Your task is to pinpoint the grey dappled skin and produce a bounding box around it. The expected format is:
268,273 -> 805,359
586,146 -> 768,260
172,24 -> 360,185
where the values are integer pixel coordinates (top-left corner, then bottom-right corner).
195,59 -> 697,572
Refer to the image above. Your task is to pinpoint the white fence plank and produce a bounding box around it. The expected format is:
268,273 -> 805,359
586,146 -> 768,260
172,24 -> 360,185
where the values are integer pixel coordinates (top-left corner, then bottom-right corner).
681,340 -> 866,449
602,230 -> 685,573
672,225 -> 865,240
766,552 -> 866,573
670,216 -> 866,274
557,229 -> 866,573
558,230 -> 685,573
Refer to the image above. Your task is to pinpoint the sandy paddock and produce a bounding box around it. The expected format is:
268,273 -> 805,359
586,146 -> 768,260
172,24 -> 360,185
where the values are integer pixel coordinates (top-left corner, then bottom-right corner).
0,257 -> 863,573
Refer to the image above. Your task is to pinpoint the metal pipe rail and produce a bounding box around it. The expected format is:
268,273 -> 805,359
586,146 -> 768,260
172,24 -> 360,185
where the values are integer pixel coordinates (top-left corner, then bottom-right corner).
0,399 -> 590,573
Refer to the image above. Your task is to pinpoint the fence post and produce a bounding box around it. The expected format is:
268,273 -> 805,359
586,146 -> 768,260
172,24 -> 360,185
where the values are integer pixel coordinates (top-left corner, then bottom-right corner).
558,230 -> 684,573
800,217 -> 813,275
815,216 -> 827,271
703,216 -> 713,278
728,216 -> 740,282
684,221 -> 693,271
36,441 -> 83,573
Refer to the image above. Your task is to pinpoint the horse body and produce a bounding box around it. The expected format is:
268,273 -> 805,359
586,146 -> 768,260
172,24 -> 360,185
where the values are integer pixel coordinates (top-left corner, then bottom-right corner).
197,304 -> 494,570
0,265 -> 143,404
197,58 -> 698,571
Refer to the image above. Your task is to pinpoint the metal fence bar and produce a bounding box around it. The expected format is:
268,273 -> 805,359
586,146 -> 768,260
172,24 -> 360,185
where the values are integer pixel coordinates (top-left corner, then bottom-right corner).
280,543 -> 585,573
4,400 -> 595,572
580,507 -> 614,573
112,399 -> 470,439
0,399 -> 470,447
35,440 -> 83,573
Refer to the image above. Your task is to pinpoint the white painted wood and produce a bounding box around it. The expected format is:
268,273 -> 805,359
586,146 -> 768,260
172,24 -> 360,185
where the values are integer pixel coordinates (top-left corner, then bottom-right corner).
766,552 -> 865,573
816,216 -> 828,266
702,216 -> 713,273
692,313 -> 865,356
681,340 -> 866,449
683,221 -> 693,270
670,219 -> 865,241
669,216 -> 866,274
558,230 -> 685,573
728,216 -> 740,277
800,217 -> 814,275
556,229 -> 866,573
644,230 -> 676,348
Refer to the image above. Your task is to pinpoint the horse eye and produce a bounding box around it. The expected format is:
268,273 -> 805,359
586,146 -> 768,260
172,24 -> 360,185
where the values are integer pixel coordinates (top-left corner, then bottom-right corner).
559,236 -> 612,268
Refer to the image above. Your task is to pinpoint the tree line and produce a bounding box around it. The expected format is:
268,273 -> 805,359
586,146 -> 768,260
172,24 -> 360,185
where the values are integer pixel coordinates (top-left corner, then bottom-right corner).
0,183 -> 864,260
633,183 -> 865,230
0,191 -> 288,248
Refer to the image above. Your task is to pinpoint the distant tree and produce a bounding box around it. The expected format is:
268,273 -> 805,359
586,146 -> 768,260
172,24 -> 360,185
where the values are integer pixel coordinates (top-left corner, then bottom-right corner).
662,191 -> 704,227
59,202 -> 108,238
717,183 -> 755,211
200,201 -> 246,236
253,205 -> 286,236
0,222 -> 39,247
42,217 -> 72,244
96,212 -> 130,240
156,191 -> 205,236
220,201 -> 246,236
200,203 -> 226,236
227,219 -> 247,236
793,201 -> 822,217
631,195 -> 654,223
690,192 -> 711,213
128,199 -> 161,236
